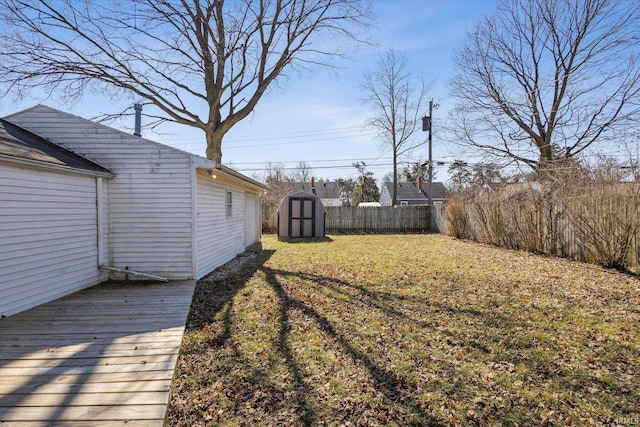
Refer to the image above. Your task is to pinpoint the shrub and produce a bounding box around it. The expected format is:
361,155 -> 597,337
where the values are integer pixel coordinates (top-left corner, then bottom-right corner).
446,202 -> 469,239
440,158 -> 640,272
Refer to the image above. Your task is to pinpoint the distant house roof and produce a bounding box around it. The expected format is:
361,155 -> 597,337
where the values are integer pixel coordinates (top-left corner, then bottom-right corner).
0,118 -> 113,177
292,181 -> 341,199
381,181 -> 447,202
498,182 -> 542,201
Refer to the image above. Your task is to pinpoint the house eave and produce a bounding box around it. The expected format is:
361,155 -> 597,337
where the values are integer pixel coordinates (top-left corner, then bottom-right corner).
0,154 -> 115,178
192,157 -> 219,170
200,164 -> 268,192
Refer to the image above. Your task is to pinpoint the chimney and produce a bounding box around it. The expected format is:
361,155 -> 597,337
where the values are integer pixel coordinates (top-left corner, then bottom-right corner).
133,103 -> 142,137
417,176 -> 426,197
311,177 -> 317,195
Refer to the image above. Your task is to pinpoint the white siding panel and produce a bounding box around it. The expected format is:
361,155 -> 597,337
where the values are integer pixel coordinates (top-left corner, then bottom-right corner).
0,164 -> 107,317
195,171 -> 249,279
245,192 -> 259,247
8,107 -> 195,280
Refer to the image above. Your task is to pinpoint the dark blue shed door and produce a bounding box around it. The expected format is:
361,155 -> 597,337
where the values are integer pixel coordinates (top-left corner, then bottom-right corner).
289,197 -> 315,238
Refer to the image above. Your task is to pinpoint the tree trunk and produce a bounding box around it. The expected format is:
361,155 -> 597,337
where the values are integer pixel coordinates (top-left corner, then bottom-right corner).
539,140 -> 553,165
392,155 -> 398,206
205,129 -> 223,163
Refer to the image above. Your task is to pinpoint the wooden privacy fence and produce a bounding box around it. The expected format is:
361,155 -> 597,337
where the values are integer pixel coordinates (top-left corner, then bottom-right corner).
434,194 -> 640,270
325,206 -> 431,233
263,205 -> 433,233
263,205 -> 278,233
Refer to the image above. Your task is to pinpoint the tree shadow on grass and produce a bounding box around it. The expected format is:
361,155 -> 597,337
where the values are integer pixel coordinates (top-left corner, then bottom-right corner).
182,249 -> 276,347
172,247 -> 443,425
258,265 -> 638,424
267,268 -> 511,351
168,249 -> 282,425
261,266 -> 444,426
170,245 -> 638,425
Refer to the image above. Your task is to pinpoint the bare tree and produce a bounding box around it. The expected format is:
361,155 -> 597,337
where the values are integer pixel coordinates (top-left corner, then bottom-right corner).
293,161 -> 313,183
259,160 -> 315,208
261,162 -> 294,209
362,49 -> 430,205
401,162 -> 433,183
450,0 -> 640,170
0,0 -> 371,162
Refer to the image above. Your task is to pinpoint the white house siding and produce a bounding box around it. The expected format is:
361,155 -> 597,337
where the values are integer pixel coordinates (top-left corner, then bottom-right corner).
195,170 -> 251,279
379,185 -> 392,206
244,192 -> 259,248
0,164 -> 107,317
7,107 -> 195,280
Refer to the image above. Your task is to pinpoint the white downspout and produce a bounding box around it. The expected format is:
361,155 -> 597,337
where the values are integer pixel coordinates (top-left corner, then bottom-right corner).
96,177 -> 104,267
190,157 -> 198,279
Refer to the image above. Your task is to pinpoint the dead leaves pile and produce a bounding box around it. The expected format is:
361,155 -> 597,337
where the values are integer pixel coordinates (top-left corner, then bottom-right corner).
167,235 -> 640,426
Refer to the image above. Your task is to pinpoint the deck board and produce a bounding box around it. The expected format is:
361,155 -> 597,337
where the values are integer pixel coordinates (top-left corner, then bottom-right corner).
0,280 -> 195,425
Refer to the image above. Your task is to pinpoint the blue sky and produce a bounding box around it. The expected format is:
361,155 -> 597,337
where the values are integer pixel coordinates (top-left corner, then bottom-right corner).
0,0 -> 498,184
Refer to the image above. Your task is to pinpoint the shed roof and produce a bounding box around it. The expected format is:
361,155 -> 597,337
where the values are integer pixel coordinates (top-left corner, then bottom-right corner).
0,118 -> 113,177
277,190 -> 327,213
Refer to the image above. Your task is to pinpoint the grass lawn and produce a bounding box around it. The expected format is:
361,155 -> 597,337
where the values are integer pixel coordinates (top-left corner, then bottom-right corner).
167,234 -> 639,426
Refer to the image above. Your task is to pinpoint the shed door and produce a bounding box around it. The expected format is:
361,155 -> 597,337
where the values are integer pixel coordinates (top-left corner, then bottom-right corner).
289,197 -> 315,238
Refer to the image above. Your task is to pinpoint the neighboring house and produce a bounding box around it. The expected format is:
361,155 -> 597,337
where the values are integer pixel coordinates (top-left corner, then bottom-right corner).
497,181 -> 542,201
379,180 -> 447,206
292,179 -> 342,206
1,105 -> 267,318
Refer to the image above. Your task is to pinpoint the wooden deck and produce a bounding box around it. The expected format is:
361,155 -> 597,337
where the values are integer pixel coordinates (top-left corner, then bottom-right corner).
0,280 -> 195,426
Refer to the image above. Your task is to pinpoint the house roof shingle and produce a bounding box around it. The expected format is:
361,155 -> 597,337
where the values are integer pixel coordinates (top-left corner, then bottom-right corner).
382,181 -> 447,201
0,118 -> 113,177
292,181 -> 341,199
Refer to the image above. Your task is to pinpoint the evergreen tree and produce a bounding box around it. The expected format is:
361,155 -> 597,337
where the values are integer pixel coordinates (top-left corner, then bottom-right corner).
352,162 -> 380,205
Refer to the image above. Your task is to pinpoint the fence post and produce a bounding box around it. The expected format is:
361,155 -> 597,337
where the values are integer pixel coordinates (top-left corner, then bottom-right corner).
637,195 -> 640,270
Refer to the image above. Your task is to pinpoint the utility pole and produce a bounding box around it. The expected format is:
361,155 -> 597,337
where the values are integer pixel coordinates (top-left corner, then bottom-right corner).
422,99 -> 434,205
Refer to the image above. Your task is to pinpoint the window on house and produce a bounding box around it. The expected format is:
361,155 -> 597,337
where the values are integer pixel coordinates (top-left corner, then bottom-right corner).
226,191 -> 233,218
400,201 -> 409,206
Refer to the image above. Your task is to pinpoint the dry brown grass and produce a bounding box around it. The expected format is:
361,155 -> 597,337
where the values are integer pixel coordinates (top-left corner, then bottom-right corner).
167,234 -> 640,426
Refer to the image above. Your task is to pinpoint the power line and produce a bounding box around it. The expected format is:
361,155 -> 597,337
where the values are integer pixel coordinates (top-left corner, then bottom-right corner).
224,133 -> 377,149
224,127 -> 370,143
231,157 -> 639,176
230,156 -> 395,165
172,125 -> 371,144
234,161 -> 408,173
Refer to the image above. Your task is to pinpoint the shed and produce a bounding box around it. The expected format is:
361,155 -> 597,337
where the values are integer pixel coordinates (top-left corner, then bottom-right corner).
276,191 -> 326,240
1,105 -> 268,318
